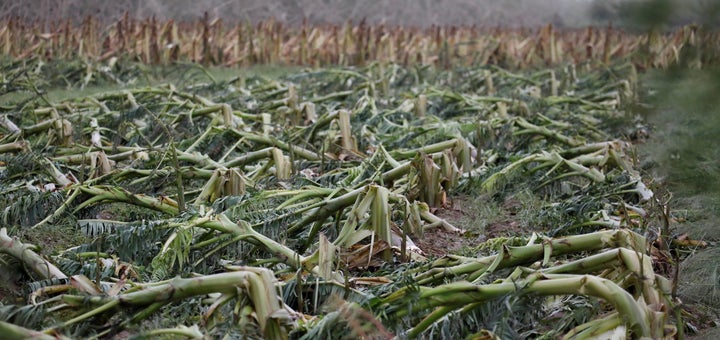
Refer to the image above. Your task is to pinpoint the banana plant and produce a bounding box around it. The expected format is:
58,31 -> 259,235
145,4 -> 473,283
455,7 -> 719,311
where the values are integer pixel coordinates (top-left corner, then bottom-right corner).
0,58 -> 686,339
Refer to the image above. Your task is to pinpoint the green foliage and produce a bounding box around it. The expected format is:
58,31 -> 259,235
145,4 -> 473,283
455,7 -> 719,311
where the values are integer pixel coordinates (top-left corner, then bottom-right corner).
0,303 -> 45,329
94,221 -> 172,268
1,190 -> 64,227
419,294 -> 559,339
150,227 -> 194,280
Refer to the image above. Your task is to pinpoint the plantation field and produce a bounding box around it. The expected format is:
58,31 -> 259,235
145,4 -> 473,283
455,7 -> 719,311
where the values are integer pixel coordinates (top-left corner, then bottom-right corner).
0,55 -> 716,339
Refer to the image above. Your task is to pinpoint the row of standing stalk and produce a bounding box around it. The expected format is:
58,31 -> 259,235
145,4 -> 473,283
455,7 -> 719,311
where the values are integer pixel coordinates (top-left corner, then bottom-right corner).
1,14 -> 718,68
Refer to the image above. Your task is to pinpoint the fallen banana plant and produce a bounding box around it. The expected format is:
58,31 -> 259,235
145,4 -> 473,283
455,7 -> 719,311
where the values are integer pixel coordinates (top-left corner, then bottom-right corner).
0,58 -> 686,338
380,229 -> 673,338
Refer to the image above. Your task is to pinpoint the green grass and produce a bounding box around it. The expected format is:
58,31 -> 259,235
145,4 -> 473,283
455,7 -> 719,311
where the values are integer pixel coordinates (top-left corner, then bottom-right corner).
636,68 -> 720,337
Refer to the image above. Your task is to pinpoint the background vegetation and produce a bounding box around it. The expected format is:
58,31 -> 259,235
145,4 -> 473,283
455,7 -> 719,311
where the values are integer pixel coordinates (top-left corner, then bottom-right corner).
0,0 -> 716,28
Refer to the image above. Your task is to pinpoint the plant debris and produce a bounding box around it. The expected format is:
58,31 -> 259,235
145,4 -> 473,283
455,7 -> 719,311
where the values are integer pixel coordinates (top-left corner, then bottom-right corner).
0,57 -> 702,339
